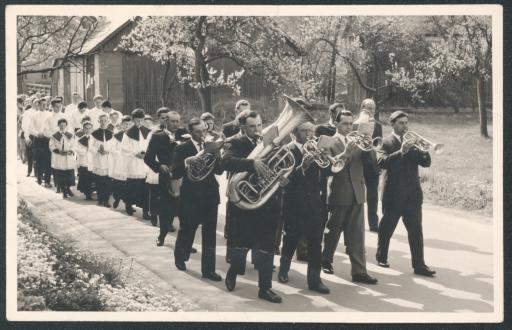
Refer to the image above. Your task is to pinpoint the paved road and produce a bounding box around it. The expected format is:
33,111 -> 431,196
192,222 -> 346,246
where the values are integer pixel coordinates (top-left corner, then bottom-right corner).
16,162 -> 495,313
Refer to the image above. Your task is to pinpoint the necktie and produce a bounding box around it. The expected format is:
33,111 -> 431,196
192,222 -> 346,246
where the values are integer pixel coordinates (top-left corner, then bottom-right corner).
61,137 -> 65,152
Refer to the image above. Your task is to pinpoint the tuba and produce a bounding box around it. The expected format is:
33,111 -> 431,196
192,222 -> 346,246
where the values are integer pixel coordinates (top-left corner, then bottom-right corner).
184,139 -> 225,181
403,131 -> 443,154
227,95 -> 315,210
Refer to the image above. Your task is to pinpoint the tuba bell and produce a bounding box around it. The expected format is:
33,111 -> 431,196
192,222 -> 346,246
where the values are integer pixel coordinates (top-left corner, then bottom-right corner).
184,139 -> 225,181
227,95 -> 315,210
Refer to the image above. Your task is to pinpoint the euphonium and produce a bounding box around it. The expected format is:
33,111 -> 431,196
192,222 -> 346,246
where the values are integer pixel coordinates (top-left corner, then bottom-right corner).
297,138 -> 331,173
403,131 -> 443,154
184,139 -> 225,182
329,131 -> 383,173
227,95 -> 315,210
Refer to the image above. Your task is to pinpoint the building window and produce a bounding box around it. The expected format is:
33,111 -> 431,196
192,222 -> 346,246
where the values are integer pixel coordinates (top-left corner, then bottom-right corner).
23,74 -> 28,80
41,73 -> 47,79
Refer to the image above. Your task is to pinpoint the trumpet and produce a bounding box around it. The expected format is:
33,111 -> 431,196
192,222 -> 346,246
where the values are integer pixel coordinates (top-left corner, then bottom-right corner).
296,138 -> 331,173
403,131 -> 443,154
329,131 -> 383,173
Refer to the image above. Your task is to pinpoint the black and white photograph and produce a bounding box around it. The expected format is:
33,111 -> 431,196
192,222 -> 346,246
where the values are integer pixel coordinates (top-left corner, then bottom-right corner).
5,4 -> 504,323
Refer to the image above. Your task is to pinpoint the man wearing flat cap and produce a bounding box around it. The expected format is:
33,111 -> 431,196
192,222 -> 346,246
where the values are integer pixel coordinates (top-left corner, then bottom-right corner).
376,110 -> 436,277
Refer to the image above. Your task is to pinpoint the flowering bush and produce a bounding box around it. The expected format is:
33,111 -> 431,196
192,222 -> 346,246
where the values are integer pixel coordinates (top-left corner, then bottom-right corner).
17,199 -> 183,311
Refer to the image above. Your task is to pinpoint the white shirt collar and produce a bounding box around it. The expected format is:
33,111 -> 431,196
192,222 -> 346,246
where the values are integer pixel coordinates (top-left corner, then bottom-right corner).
392,131 -> 402,141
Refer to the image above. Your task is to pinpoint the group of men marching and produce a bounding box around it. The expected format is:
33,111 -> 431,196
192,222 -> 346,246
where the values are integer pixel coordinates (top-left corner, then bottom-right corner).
17,93 -> 436,304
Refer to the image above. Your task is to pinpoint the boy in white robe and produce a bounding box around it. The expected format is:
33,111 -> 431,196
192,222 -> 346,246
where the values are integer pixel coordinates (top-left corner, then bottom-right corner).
49,118 -> 76,198
121,108 -> 151,218
75,120 -> 94,200
110,115 -> 132,209
90,114 -> 114,207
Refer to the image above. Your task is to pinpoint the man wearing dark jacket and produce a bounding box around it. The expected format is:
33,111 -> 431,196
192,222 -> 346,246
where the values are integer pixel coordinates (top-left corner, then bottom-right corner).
172,118 -> 223,281
144,108 -> 179,246
277,122 -> 330,294
221,110 -> 283,303
221,99 -> 250,138
376,111 -> 436,277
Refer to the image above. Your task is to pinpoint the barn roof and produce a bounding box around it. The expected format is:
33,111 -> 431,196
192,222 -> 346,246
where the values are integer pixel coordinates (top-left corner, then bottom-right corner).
80,16 -> 133,54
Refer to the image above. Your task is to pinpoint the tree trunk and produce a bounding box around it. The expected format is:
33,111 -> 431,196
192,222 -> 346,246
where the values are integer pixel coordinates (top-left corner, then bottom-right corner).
17,63 -> 23,94
476,77 -> 489,138
161,61 -> 172,107
196,87 -> 211,113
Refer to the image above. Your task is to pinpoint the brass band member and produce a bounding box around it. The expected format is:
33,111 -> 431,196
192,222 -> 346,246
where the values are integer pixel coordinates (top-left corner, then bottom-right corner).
376,111 -> 436,277
321,110 -> 378,285
144,108 -> 179,246
222,99 -> 251,138
201,112 -> 221,142
172,118 -> 223,281
277,122 -> 330,294
221,110 -> 283,303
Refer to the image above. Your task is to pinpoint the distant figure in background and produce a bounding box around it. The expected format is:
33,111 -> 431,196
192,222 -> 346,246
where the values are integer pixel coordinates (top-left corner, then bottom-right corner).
22,103 -> 36,177
17,96 -> 27,163
201,112 -> 221,142
65,92 -> 82,115
144,114 -> 154,130
89,95 -> 104,128
315,103 -> 345,138
75,120 -> 94,200
101,101 -> 122,128
357,98 -> 381,232
28,98 -> 51,186
144,114 -> 159,226
222,99 -> 250,138
71,101 -> 90,132
49,118 -> 76,199
376,111 -> 436,277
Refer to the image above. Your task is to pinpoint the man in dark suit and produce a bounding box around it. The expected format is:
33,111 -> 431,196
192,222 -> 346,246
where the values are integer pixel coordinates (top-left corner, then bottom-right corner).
221,110 -> 283,303
172,118 -> 223,281
221,99 -> 250,138
144,108 -> 179,246
321,110 -> 378,285
277,122 -> 330,294
376,111 -> 436,277
315,102 -> 345,138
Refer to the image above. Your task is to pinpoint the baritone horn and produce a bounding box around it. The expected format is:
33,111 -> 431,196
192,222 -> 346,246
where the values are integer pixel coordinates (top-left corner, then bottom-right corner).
184,139 -> 225,181
297,138 -> 331,173
403,131 -> 443,154
227,95 -> 315,210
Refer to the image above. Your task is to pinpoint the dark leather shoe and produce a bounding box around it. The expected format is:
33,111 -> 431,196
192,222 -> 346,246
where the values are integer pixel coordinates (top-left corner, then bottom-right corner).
156,238 -> 164,247
377,260 -> 390,268
352,273 -> 378,285
202,272 -> 222,281
309,281 -> 330,294
85,195 -> 93,201
277,271 -> 289,283
112,199 -> 120,209
62,193 -> 68,199
44,183 -> 52,188
175,260 -> 186,271
103,202 -> 111,208
296,253 -> 308,261
150,214 -> 158,226
225,269 -> 237,291
67,189 -> 74,197
322,261 -> 334,275
190,247 -> 197,254
143,211 -> 151,220
56,187 -> 61,193
125,205 -> 135,215
225,255 -> 231,264
258,289 -> 282,303
369,226 -> 378,233
414,266 -> 436,277
168,224 -> 176,232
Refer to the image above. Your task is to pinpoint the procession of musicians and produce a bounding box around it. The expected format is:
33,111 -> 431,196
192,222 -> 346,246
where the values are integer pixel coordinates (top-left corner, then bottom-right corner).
17,92 -> 437,304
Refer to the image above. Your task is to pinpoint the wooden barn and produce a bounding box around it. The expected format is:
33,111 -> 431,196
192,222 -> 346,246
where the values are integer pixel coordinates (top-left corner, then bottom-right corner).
50,17 -> 274,120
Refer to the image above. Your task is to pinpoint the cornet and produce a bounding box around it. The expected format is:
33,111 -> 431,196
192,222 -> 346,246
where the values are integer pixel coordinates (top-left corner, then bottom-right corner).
403,131 -> 443,154
329,131 -> 383,173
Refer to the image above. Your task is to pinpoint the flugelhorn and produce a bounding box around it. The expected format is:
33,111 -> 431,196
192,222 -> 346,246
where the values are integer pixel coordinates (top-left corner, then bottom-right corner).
296,137 -> 331,173
184,139 -> 225,182
328,131 -> 383,173
403,131 -> 443,154
227,95 -> 315,210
